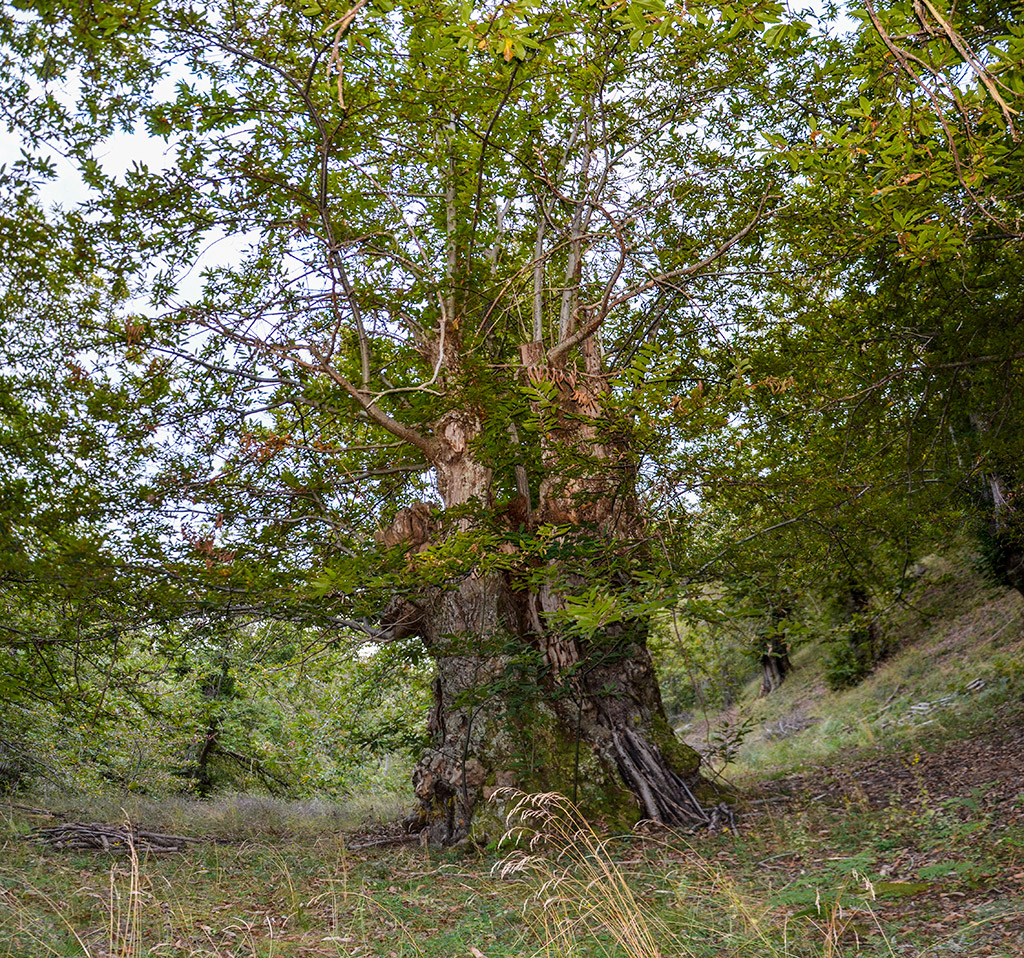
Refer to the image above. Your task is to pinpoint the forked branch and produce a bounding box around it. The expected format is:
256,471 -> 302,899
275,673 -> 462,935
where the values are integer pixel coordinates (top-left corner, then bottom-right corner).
547,196 -> 774,365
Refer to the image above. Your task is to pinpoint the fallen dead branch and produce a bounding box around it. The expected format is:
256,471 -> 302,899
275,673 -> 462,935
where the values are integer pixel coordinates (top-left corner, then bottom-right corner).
346,833 -> 421,850
26,822 -> 205,854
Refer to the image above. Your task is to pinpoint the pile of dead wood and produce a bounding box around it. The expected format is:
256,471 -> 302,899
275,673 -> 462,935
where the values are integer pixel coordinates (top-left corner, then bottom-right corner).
27,821 -> 202,854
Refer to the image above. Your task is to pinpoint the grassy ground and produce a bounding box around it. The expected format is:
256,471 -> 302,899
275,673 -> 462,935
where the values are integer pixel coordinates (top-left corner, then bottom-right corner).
3,764 -> 1022,957
2,555 -> 1023,957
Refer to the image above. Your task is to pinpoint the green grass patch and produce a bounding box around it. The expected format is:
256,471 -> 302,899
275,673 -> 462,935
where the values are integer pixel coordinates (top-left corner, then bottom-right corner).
3,782 -> 1022,957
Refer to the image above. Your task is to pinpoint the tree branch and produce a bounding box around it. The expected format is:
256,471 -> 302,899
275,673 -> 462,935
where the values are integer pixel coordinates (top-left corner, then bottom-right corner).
547,196 -> 773,365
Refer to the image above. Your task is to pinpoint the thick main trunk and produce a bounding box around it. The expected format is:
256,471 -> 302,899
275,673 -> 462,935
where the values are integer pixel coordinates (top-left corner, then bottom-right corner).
390,403 -> 706,845
404,568 -> 706,844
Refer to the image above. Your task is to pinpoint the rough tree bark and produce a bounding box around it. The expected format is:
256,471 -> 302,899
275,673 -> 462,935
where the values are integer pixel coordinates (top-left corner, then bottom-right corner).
381,345 -> 707,846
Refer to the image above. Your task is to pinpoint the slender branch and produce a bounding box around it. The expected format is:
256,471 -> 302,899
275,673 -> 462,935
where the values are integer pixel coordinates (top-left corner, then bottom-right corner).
919,0 -> 1019,141
558,116 -> 593,343
168,312 -> 436,457
468,64 -> 520,256
302,345 -> 438,457
331,256 -> 371,388
531,115 -> 586,343
326,0 -> 372,108
836,351 -> 1024,403
547,197 -> 773,365
532,212 -> 547,342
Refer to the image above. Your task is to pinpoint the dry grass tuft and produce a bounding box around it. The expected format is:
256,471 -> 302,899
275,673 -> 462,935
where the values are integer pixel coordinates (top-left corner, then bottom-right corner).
493,789 -> 671,958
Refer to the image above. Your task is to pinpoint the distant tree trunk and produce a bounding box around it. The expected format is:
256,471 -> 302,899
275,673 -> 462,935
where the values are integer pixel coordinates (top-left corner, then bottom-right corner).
980,473 -> 1024,596
756,600 -> 793,695
759,630 -> 792,695
382,357 -> 706,846
824,579 -> 886,690
843,582 -> 879,650
180,662 -> 233,795
968,413 -> 1024,596
188,720 -> 219,796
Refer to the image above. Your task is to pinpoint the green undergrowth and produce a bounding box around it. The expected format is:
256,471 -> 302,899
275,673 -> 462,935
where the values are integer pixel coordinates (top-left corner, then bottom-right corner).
3,552 -> 1023,956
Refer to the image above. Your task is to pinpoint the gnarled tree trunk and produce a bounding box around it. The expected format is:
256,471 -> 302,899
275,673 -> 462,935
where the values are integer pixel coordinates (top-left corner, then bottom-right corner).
383,352 -> 707,846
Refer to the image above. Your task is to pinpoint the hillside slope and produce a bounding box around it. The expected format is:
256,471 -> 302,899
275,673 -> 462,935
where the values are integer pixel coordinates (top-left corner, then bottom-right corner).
678,551 -> 1024,784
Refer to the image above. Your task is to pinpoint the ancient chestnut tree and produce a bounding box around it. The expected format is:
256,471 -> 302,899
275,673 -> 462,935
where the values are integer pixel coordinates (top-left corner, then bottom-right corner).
2,0 -> 816,839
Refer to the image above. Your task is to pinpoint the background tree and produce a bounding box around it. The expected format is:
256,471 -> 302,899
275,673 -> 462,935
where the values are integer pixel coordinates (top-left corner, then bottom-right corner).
665,0 -> 1024,693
